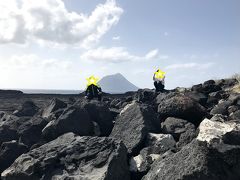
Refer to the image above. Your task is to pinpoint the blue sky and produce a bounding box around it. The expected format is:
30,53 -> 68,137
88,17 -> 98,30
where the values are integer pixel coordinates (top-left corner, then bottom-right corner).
0,0 -> 239,90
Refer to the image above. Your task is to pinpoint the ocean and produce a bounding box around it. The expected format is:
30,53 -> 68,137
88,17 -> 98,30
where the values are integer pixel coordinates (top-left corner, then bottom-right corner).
20,89 -> 82,94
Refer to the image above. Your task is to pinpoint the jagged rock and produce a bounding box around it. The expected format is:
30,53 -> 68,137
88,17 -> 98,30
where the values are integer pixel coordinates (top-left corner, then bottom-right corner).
209,90 -> 228,100
1,133 -> 130,180
216,78 -> 238,89
79,100 -> 113,136
42,106 -> 94,141
191,80 -> 222,94
134,89 -> 156,103
110,99 -> 121,108
68,97 -> 76,104
210,114 -> 228,122
206,96 -> 219,108
17,117 -> 48,147
109,108 -> 121,119
191,83 -> 203,92
185,91 -> 208,106
0,115 -> 47,147
0,140 -> 28,174
110,102 -> 159,155
228,105 -> 239,114
229,110 -> 240,120
210,100 -> 233,115
177,128 -> 197,148
161,117 -> 195,140
175,87 -> 188,93
0,114 -> 18,145
228,93 -> 240,104
130,153 -> 160,178
157,94 -> 207,125
129,147 -> 175,180
42,98 -> 67,119
145,133 -> 176,154
144,118 -> 240,179
202,80 -> 222,94
13,101 -> 39,117
0,111 -> 5,119
143,139 -> 240,180
196,118 -> 240,144
155,92 -> 176,105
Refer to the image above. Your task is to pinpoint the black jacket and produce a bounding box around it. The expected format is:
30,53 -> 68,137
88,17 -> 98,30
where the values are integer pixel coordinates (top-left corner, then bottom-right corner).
85,84 -> 102,97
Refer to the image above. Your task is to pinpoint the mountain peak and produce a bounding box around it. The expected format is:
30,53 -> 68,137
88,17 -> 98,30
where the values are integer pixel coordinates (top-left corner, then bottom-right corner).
98,73 -> 138,93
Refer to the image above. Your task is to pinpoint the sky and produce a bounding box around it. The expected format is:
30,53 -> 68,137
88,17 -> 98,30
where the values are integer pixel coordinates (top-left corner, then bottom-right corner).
0,0 -> 239,90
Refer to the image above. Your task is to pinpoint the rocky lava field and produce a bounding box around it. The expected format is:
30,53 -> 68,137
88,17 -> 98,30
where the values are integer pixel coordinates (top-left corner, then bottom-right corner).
0,78 -> 240,180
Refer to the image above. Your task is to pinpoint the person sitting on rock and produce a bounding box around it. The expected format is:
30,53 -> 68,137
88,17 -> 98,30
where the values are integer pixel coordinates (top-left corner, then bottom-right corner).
153,69 -> 166,92
85,75 -> 102,101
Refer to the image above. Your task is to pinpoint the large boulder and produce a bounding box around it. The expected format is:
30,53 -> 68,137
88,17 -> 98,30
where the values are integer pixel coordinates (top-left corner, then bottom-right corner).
229,110 -> 240,120
161,117 -> 195,140
42,106 -> 94,141
110,102 -> 159,155
157,94 -> 207,125
196,118 -> 240,144
129,132 -> 176,179
0,114 -> 18,145
191,80 -> 222,94
13,101 -> 39,117
177,127 -> 197,148
143,140 -> 237,180
145,133 -> 176,154
134,89 -> 156,103
185,91 -> 208,106
216,78 -> 238,89
143,118 -> 240,180
0,115 -> 48,147
155,92 -> 176,105
191,83 -> 203,92
1,133 -> 130,180
17,117 -> 48,147
210,100 -> 233,116
0,140 -> 28,174
42,98 -> 67,119
201,80 -> 222,94
79,100 -> 114,136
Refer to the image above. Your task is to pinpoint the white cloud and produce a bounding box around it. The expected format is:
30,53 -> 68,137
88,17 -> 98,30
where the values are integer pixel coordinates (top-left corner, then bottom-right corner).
112,36 -> 120,41
0,0 -> 123,48
0,54 -> 72,70
80,47 -> 163,63
165,62 -> 215,70
145,49 -> 159,59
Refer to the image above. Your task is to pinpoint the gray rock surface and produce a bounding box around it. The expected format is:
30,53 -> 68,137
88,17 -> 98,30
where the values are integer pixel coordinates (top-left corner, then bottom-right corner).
42,106 -> 94,141
42,98 -> 67,119
157,94 -> 207,125
13,101 -> 39,117
1,133 -> 130,180
161,117 -> 195,140
78,100 -> 114,136
110,102 -> 159,155
0,115 -> 48,147
0,140 -> 28,174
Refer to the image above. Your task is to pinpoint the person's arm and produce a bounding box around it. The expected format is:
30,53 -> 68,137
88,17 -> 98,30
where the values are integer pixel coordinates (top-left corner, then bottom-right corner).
153,74 -> 156,81
162,76 -> 165,85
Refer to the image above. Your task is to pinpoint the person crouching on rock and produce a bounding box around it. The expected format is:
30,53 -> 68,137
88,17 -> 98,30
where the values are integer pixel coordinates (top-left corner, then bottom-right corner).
153,69 -> 166,92
85,75 -> 102,101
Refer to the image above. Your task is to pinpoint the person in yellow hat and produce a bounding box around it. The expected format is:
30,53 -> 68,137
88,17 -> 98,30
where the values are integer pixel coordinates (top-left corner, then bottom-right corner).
153,69 -> 166,92
85,75 -> 102,101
